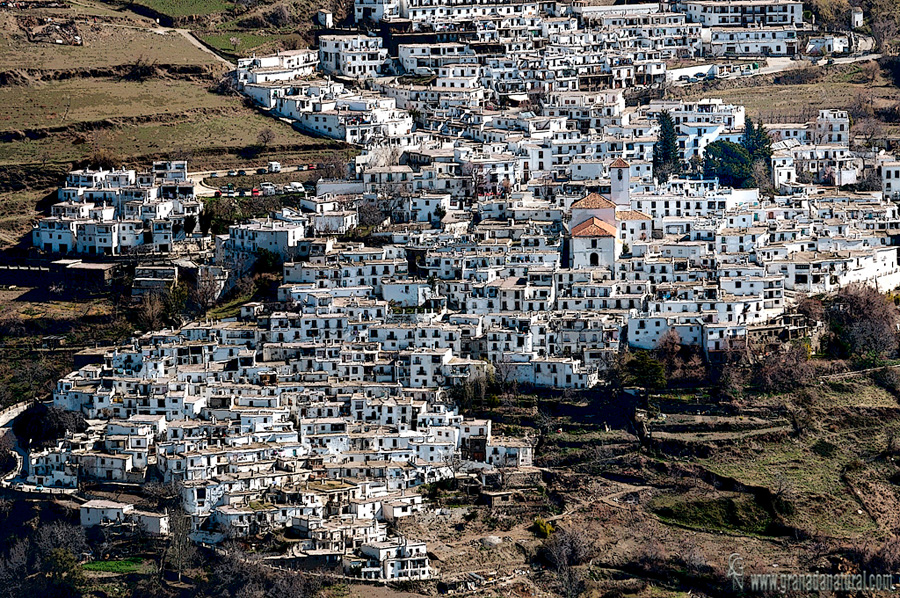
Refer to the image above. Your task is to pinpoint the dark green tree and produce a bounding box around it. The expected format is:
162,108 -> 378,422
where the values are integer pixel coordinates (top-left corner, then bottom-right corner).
183,214 -> 197,235
624,351 -> 667,392
254,248 -> 283,274
741,117 -> 773,164
43,548 -> 84,598
652,110 -> 681,183
198,211 -> 213,236
703,141 -> 754,188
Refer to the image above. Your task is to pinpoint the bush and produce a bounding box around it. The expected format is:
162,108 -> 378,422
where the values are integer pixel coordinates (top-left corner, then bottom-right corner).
812,439 -> 838,458
532,517 -> 554,538
872,367 -> 900,397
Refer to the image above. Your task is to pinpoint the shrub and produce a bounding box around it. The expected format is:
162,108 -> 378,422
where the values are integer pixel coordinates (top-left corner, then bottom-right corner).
533,517 -> 554,538
872,367 -> 900,397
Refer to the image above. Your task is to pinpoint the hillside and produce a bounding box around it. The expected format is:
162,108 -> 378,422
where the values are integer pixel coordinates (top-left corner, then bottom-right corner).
0,0 -> 348,250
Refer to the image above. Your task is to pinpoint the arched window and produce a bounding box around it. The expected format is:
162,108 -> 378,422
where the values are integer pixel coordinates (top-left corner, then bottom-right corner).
589,253 -> 599,267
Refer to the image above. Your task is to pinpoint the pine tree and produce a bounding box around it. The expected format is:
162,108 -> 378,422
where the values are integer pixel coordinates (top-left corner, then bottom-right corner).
741,117 -> 773,164
741,116 -> 755,155
652,110 -> 681,183
740,118 -> 773,188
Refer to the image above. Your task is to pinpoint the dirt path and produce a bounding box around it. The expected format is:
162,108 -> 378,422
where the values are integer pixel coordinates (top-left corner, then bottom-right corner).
174,28 -> 233,67
64,1 -> 233,67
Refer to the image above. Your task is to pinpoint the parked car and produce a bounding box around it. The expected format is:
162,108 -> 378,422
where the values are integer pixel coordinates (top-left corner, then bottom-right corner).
251,188 -> 260,197
214,191 -> 222,198
268,161 -> 281,173
209,172 -> 219,178
256,167 -> 268,175
12,482 -> 23,491
35,484 -> 44,492
227,170 -> 238,177
238,189 -> 248,197
238,169 -> 247,176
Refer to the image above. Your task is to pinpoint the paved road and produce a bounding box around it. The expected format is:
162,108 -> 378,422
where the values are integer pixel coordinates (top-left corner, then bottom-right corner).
0,402 -> 31,486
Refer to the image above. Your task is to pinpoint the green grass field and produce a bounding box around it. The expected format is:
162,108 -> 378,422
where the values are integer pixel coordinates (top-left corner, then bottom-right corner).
199,31 -> 305,57
83,557 -> 144,573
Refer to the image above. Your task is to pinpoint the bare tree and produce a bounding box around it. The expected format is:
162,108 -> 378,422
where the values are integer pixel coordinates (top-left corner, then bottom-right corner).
751,159 -> 774,195
461,161 -> 486,201
233,272 -> 257,300
256,128 -> 276,148
869,1 -> 900,54
192,269 -> 221,317
320,151 -> 348,179
828,283 -> 899,359
545,527 -> 591,598
755,342 -> 814,392
163,507 -> 196,582
655,328 -> 682,378
229,36 -> 242,52
494,357 -> 516,389
138,292 -> 167,332
357,200 -> 387,228
852,118 -> 884,151
861,60 -> 881,83
796,294 -> 825,323
35,521 -> 88,560
266,4 -> 293,27
546,527 -> 592,569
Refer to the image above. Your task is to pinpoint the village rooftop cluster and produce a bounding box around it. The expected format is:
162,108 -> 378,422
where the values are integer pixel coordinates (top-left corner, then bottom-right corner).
19,0 -> 900,585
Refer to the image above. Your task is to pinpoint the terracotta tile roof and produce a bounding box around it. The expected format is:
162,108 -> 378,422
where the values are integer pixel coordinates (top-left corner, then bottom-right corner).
610,158 -> 630,168
571,217 -> 617,238
616,210 -> 652,221
571,193 -> 616,210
